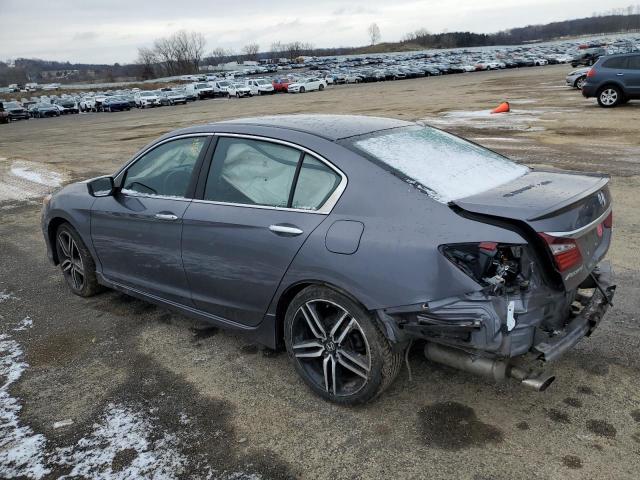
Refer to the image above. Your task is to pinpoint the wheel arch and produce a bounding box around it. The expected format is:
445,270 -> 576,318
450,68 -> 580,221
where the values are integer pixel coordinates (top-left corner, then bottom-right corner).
597,81 -> 625,95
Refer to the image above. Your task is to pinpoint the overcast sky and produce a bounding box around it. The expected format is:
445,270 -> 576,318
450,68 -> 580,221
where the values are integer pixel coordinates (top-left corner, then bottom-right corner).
0,0 -> 633,64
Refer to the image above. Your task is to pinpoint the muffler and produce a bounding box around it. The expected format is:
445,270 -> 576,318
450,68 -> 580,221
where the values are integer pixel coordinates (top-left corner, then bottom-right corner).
424,342 -> 555,391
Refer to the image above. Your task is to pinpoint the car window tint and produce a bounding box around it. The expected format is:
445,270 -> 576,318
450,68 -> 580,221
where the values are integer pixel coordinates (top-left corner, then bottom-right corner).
292,155 -> 341,210
626,55 -> 640,70
603,57 -> 627,69
204,137 -> 300,207
123,137 -> 206,197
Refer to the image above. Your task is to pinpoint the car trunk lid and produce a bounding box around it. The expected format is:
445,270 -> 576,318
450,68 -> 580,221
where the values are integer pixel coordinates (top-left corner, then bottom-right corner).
453,170 -> 612,290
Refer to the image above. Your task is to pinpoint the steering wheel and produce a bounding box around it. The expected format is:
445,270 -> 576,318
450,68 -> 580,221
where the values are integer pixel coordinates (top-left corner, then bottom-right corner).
163,169 -> 190,196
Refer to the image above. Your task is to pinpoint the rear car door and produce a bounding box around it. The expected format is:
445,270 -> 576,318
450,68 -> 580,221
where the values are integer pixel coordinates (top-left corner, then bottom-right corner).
91,135 -> 211,305
622,54 -> 640,97
181,135 -> 345,326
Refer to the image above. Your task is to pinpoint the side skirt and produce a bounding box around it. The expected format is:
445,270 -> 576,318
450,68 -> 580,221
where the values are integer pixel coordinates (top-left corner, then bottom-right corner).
97,274 -> 279,348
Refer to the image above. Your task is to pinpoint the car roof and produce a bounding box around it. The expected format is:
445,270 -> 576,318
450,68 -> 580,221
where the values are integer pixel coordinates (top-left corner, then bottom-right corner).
215,114 -> 413,141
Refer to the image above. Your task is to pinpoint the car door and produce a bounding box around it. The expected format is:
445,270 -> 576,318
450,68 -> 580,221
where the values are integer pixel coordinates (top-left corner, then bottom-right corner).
623,55 -> 640,97
91,134 -> 211,305
181,135 -> 345,327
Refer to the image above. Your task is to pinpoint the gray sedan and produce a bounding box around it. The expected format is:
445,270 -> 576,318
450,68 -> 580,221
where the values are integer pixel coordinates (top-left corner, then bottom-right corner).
42,115 -> 615,404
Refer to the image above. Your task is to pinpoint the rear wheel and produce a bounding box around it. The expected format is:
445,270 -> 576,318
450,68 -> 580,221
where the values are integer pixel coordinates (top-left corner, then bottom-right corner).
55,224 -> 101,297
597,86 -> 622,108
284,286 -> 402,405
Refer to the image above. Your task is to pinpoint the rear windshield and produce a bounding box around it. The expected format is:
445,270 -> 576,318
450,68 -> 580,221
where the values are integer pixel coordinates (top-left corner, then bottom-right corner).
348,126 -> 529,203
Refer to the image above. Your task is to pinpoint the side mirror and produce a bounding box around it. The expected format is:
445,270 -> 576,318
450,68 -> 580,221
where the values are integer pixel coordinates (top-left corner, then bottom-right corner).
87,176 -> 115,197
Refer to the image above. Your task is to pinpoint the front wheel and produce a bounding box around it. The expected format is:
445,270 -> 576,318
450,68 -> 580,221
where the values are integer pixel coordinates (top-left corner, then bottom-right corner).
55,224 -> 101,297
299,87 -> 305,93
319,84 -> 324,91
575,76 -> 586,89
597,86 -> 622,108
284,286 -> 403,405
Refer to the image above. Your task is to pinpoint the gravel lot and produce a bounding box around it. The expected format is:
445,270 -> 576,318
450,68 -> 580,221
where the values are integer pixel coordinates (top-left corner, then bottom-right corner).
1,64 -> 640,479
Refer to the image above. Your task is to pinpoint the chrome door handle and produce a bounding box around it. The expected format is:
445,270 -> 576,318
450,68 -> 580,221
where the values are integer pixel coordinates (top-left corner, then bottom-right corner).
269,225 -> 303,236
616,73 -> 624,76
155,213 -> 178,221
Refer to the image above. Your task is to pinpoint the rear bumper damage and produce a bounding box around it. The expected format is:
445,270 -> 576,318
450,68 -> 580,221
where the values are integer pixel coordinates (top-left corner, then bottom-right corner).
377,261 -> 615,390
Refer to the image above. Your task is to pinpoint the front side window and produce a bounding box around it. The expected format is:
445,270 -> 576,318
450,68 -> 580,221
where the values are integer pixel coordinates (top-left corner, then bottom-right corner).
123,136 -> 206,197
349,126 -> 528,203
204,137 -> 300,207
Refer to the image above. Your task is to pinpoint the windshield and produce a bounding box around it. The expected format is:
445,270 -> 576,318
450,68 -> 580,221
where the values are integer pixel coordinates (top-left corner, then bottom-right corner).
5,102 -> 20,108
196,83 -> 208,88
219,81 -> 230,87
141,92 -> 155,97
350,126 -> 529,203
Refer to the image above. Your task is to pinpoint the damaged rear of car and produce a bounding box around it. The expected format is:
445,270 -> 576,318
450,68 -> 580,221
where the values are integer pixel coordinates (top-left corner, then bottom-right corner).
347,124 -> 615,391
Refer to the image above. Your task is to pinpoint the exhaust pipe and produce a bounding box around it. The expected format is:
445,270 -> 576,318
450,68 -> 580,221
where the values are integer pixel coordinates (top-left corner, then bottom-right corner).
424,342 -> 555,391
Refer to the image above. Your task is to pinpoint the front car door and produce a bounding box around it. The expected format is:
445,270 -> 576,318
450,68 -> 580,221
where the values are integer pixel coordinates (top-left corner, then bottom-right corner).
91,134 -> 211,305
181,134 -> 346,326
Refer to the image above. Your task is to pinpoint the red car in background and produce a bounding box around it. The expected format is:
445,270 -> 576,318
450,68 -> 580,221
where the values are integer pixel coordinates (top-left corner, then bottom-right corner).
272,78 -> 291,92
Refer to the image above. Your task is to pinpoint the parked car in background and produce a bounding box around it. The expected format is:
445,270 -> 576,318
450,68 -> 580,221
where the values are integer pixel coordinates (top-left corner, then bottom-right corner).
29,103 -> 60,118
565,67 -> 590,89
582,53 -> 640,107
227,82 -> 252,98
80,96 -> 96,112
246,78 -> 275,95
0,102 -> 9,124
287,77 -> 327,93
186,82 -> 215,99
210,80 -> 232,97
272,78 -> 291,92
135,91 -> 160,108
41,114 -> 615,405
2,101 -> 30,121
54,98 -> 79,114
102,96 -> 132,112
571,47 -> 606,67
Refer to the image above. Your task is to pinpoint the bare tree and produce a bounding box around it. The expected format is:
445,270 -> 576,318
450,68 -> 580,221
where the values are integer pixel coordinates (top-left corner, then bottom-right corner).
208,47 -> 230,66
368,23 -> 381,45
242,43 -> 260,61
137,47 -> 158,80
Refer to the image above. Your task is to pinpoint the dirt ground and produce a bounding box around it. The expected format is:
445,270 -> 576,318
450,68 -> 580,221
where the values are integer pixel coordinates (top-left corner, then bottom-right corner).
1,64 -> 640,479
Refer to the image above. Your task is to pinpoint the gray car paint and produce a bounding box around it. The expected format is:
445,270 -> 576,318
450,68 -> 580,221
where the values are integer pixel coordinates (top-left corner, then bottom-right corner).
42,115 -> 612,354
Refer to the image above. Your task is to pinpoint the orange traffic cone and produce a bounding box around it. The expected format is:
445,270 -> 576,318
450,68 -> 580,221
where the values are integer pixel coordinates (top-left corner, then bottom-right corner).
491,102 -> 510,114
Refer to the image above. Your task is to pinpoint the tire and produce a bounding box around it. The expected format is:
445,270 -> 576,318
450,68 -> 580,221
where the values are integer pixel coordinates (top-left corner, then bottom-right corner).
300,87 -> 305,93
597,86 -> 622,108
575,76 -> 586,89
55,223 -> 101,297
319,84 -> 325,91
284,286 -> 403,405
236,93 -> 240,98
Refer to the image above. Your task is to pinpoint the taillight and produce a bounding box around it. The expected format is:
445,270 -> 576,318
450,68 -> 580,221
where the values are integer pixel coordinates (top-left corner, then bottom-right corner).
538,233 -> 582,272
603,211 -> 613,228
586,68 -> 596,77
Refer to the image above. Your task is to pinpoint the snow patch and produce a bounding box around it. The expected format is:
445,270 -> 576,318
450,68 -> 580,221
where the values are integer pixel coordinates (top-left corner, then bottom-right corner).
0,161 -> 64,202
10,165 -> 62,187
0,290 -> 17,303
13,317 -> 33,332
0,334 -> 51,479
425,108 -> 546,132
52,403 -> 189,480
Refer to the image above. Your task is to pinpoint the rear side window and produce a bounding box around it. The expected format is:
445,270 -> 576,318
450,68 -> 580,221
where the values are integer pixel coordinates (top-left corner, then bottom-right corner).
626,55 -> 640,70
204,137 -> 300,207
602,57 -> 628,69
292,155 -> 341,210
204,137 -> 342,211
